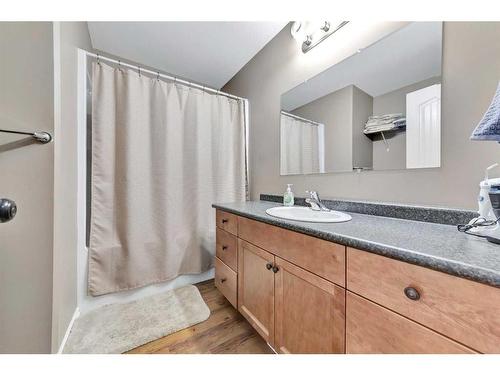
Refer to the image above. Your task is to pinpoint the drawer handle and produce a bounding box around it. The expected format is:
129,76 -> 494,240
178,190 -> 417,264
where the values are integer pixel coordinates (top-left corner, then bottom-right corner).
220,278 -> 227,283
222,219 -> 229,224
266,263 -> 273,270
222,246 -> 228,251
272,266 -> 279,273
404,287 -> 420,301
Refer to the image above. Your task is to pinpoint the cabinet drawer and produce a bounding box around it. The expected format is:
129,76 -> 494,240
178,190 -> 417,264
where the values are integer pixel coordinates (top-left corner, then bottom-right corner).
215,210 -> 238,235
346,292 -> 475,354
216,228 -> 238,272
238,216 -> 345,287
347,247 -> 500,353
215,257 -> 237,308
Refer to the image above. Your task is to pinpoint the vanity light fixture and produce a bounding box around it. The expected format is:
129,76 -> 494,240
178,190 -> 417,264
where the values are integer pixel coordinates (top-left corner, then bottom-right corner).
291,21 -> 349,53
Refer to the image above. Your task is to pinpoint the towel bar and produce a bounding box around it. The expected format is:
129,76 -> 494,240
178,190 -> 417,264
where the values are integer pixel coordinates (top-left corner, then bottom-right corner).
0,129 -> 52,143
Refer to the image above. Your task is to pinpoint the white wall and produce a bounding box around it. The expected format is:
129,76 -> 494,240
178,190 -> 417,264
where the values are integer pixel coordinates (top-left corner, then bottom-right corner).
52,21 -> 93,353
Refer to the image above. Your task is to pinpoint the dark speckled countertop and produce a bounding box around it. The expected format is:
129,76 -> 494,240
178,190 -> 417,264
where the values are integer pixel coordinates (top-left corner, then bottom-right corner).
212,200 -> 500,288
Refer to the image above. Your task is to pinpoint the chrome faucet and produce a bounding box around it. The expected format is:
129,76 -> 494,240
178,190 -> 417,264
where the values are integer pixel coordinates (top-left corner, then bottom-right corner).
305,191 -> 330,212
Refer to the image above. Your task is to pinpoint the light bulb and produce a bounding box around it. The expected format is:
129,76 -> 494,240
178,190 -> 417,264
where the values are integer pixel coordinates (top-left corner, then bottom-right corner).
290,21 -> 307,44
291,21 -> 328,44
291,21 -> 348,52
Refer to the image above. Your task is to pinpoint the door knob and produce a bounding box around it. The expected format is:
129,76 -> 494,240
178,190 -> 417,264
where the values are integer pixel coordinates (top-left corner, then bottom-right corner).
0,198 -> 17,223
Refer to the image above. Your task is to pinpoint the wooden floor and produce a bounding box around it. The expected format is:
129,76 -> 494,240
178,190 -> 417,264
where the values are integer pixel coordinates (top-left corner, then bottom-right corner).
126,279 -> 274,354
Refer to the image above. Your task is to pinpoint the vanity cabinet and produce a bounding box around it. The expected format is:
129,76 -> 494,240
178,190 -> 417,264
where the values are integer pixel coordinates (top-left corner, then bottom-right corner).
214,208 -> 500,354
237,238 -> 346,353
216,211 -> 346,353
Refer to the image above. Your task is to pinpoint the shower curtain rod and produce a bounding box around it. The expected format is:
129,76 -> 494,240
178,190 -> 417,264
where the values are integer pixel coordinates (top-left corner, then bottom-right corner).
85,51 -> 245,102
281,110 -> 322,126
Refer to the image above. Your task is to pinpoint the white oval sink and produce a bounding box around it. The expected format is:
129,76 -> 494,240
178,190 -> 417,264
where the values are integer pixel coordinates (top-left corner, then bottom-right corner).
265,206 -> 352,223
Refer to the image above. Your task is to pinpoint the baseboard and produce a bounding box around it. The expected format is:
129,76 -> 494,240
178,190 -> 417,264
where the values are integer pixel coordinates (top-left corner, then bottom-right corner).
57,307 -> 80,354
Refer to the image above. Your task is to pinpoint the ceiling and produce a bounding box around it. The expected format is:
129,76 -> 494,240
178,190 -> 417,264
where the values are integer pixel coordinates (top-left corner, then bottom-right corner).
282,22 -> 443,111
88,22 -> 287,89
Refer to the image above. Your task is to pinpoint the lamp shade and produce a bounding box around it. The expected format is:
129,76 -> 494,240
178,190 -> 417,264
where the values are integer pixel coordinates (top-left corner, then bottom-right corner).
471,81 -> 500,141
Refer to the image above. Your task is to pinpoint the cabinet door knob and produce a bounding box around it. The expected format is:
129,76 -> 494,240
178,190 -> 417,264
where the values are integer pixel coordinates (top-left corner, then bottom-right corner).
222,219 -> 228,223
404,286 -> 420,301
222,246 -> 228,251
266,263 -> 273,270
272,266 -> 279,273
220,278 -> 227,283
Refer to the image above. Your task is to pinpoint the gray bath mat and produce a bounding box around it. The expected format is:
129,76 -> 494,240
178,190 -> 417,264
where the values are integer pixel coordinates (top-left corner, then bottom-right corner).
63,285 -> 210,354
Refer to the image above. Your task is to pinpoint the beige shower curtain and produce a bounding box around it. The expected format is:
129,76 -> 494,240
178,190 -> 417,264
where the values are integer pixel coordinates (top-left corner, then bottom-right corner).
280,112 -> 321,175
89,62 -> 247,296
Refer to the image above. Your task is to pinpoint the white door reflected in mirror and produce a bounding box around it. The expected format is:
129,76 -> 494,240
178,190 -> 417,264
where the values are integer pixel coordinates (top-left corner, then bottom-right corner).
406,84 -> 441,169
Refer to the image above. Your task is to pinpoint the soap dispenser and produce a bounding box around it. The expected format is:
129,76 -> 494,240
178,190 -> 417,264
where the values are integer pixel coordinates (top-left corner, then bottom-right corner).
283,184 -> 294,207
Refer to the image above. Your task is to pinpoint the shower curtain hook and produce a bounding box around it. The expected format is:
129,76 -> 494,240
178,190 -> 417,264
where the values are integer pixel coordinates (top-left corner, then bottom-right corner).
96,54 -> 100,65
138,66 -> 141,77
156,72 -> 160,81
118,60 -> 122,72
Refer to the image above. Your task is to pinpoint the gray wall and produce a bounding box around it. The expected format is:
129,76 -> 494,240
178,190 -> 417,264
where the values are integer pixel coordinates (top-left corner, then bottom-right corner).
52,22 -> 93,352
292,85 -> 353,172
224,22 -> 500,209
292,84 -> 374,172
373,76 -> 441,116
372,76 -> 442,170
0,22 -> 54,353
352,86 -> 373,170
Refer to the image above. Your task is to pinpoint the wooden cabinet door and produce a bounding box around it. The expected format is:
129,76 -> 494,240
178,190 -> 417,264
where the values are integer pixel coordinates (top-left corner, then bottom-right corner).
238,239 -> 276,346
274,257 -> 346,353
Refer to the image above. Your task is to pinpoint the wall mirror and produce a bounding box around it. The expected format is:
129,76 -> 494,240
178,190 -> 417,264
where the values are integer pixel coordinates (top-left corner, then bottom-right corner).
280,22 -> 443,175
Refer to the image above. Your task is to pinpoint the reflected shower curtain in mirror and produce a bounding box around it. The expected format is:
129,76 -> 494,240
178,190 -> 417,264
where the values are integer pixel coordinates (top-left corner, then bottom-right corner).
89,62 -> 247,296
280,112 -> 322,175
